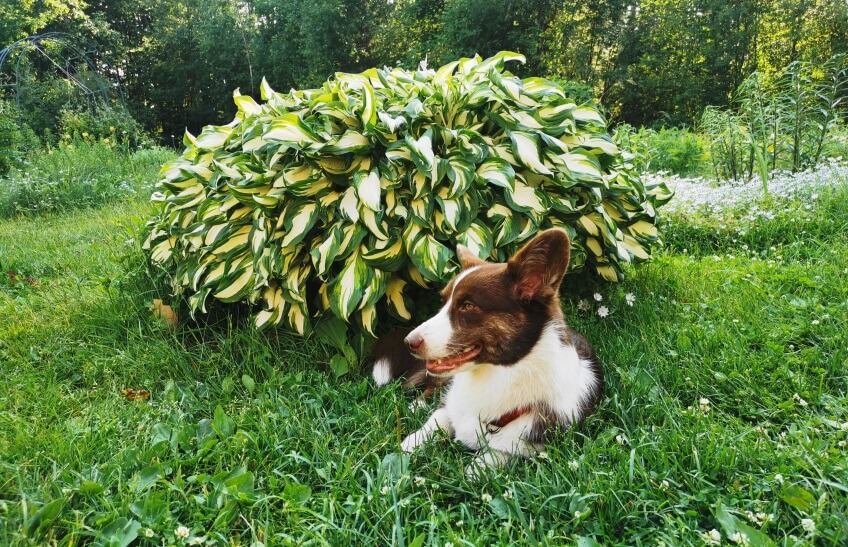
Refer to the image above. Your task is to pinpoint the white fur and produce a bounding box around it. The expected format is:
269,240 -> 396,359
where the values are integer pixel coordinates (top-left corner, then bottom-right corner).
407,267 -> 479,358
371,358 -> 393,387
401,323 -> 600,472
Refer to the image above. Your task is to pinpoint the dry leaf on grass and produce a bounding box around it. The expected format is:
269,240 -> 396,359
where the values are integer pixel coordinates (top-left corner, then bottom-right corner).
151,299 -> 178,329
121,388 -> 150,401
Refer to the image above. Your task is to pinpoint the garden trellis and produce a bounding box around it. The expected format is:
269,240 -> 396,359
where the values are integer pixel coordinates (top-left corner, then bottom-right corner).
0,32 -> 125,123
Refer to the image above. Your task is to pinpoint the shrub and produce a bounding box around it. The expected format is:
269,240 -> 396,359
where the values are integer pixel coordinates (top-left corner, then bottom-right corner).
613,125 -> 708,176
0,101 -> 40,175
143,52 -> 671,337
59,106 -> 151,151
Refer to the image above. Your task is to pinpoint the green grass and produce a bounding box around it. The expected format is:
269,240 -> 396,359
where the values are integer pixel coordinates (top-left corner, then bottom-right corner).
0,164 -> 846,545
0,141 -> 175,218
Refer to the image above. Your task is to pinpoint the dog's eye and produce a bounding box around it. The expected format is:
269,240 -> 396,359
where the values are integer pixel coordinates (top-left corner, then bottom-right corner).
458,301 -> 476,312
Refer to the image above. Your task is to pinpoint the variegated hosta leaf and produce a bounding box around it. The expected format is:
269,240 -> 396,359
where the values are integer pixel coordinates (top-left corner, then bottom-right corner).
144,51 -> 670,340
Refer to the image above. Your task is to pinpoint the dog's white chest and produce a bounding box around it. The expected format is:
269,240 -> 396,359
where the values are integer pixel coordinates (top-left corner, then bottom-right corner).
441,325 -> 590,449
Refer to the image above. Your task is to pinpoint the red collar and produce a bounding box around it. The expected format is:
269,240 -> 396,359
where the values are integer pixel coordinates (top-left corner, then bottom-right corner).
491,405 -> 533,428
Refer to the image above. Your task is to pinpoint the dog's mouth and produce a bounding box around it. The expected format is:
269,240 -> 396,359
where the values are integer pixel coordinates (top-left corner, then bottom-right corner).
425,344 -> 482,375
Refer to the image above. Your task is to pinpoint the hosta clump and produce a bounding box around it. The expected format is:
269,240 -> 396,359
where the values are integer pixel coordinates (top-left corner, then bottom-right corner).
144,51 -> 671,336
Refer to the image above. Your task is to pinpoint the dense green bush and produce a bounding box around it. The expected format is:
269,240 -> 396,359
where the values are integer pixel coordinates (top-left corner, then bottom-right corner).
59,105 -> 152,151
0,101 -> 40,175
0,141 -> 175,217
144,52 -> 671,337
613,124 -> 708,176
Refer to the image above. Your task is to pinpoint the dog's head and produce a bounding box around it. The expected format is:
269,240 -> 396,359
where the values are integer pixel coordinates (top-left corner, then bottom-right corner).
405,228 -> 571,376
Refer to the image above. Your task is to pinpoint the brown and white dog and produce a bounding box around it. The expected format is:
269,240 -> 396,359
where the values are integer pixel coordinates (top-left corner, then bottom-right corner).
371,228 -> 604,473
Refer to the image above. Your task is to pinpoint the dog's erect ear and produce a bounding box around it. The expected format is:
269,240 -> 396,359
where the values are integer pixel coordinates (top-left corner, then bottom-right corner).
507,229 -> 571,302
456,244 -> 486,270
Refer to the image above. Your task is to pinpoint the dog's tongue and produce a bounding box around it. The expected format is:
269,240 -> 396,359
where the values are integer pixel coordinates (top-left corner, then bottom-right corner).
425,345 -> 481,374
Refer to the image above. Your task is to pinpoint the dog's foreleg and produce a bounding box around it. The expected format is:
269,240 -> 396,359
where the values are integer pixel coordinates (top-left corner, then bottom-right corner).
466,413 -> 542,477
401,407 -> 454,452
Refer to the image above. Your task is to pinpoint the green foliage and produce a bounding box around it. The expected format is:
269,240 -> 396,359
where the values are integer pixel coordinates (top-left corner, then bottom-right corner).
613,125 -> 708,177
0,142 -> 175,217
58,105 -> 152,151
144,52 -> 671,338
0,101 -> 40,175
14,74 -> 77,140
5,0 -> 848,135
699,54 -> 848,182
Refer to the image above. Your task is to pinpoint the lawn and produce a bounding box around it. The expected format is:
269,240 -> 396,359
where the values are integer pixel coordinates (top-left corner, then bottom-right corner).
0,150 -> 846,545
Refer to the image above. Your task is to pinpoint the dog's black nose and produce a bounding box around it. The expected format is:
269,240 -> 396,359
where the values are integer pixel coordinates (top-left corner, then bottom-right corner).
405,332 -> 424,351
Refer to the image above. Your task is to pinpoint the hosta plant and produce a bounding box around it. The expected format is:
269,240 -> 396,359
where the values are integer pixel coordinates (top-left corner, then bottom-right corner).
143,51 -> 671,339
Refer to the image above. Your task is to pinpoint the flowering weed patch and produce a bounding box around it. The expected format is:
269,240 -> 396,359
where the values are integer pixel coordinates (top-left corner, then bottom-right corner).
0,142 -> 175,217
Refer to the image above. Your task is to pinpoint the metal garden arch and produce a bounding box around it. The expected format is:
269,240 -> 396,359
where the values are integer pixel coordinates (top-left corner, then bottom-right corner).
0,32 -> 125,123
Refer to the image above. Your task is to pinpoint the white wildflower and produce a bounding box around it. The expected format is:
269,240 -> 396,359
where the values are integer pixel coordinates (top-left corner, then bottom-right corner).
144,528 -> 155,538
568,460 -> 579,471
801,518 -> 816,535
414,476 -> 426,486
699,398 -> 711,413
503,489 -> 514,500
775,473 -> 784,484
481,493 -> 492,503
597,306 -> 610,318
380,486 -> 389,495
700,529 -> 721,545
593,293 -> 603,302
730,531 -> 749,545
615,434 -> 627,445
625,292 -> 636,306
174,526 -> 190,539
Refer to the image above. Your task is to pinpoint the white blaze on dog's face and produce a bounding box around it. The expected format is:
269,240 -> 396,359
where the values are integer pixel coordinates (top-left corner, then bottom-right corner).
404,229 -> 571,377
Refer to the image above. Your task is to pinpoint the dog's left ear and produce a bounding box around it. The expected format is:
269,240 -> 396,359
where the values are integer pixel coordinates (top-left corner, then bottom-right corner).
507,229 -> 571,302
456,244 -> 487,270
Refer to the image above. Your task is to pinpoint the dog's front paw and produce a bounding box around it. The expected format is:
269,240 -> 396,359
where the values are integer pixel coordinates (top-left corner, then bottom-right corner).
465,449 -> 510,479
401,432 -> 423,452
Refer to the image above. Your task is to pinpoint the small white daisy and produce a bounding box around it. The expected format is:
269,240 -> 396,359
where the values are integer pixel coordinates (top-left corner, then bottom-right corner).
597,306 -> 610,318
593,293 -> 603,302
625,292 -> 636,306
